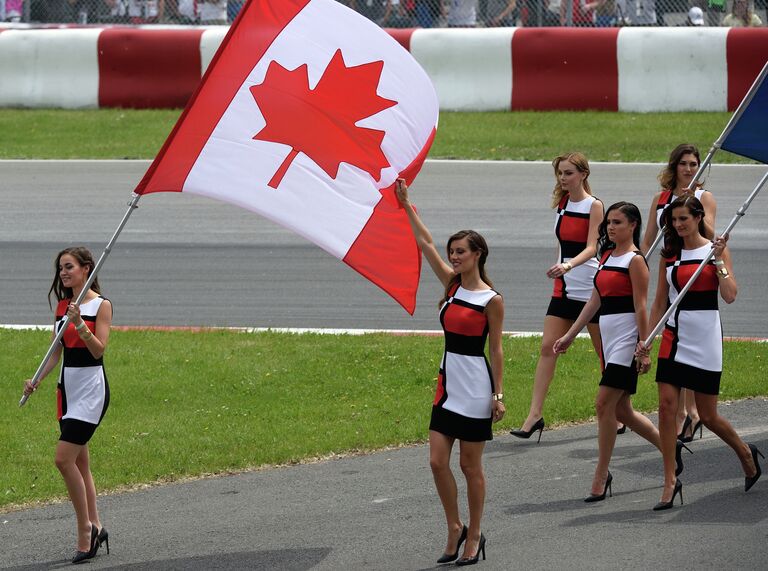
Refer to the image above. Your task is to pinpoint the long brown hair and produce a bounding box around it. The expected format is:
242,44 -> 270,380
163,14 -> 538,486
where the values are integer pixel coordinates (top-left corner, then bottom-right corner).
597,201 -> 643,257
660,196 -> 706,259
440,230 -> 494,307
551,152 -> 592,208
659,144 -> 702,191
48,246 -> 100,308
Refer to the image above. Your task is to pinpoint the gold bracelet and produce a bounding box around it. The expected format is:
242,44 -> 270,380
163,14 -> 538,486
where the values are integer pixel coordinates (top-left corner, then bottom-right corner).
562,262 -> 572,273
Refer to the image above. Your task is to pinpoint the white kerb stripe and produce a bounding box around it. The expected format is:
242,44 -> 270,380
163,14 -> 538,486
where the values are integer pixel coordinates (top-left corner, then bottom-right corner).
0,29 -> 101,108
617,27 -> 728,113
410,28 -> 514,112
200,27 -> 227,75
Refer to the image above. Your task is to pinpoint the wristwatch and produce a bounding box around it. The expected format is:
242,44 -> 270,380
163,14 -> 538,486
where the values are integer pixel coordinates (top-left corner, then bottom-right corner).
492,393 -> 504,402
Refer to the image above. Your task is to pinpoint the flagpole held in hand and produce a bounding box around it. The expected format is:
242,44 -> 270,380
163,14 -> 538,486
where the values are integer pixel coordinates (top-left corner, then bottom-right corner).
643,169 -> 768,348
19,193 -> 141,407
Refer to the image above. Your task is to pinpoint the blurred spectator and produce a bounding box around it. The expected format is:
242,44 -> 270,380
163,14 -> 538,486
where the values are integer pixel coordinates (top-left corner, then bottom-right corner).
415,0 -> 441,27
618,0 -> 657,25
228,0 -> 244,22
685,5 -> 705,24
125,0 -> 164,23
722,0 -> 763,25
199,0 -> 227,24
31,0 -> 77,22
561,0 -> 604,25
594,0 -> 617,25
2,0 -> 24,22
352,0 -> 394,24
706,0 -> 726,25
164,0 -> 196,23
448,0 -> 478,26
485,0 -> 518,25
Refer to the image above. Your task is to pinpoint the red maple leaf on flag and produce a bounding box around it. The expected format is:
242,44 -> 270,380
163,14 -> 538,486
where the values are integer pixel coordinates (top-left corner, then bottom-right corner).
250,49 -> 398,189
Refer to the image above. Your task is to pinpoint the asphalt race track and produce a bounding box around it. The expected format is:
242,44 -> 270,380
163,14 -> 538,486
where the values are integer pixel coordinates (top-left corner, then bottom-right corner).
2,160 -> 767,570
2,160 -> 767,336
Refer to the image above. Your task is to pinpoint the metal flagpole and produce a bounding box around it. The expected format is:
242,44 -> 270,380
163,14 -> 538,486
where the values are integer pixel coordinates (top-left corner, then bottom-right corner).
19,193 -> 142,407
645,61 -> 768,258
643,169 -> 768,347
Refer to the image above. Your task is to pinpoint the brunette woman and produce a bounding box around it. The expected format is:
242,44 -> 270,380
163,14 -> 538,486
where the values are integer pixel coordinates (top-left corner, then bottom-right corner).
396,178 -> 504,566
23,247 -> 112,563
554,203 -> 664,501
641,144 -> 718,443
640,197 -> 762,510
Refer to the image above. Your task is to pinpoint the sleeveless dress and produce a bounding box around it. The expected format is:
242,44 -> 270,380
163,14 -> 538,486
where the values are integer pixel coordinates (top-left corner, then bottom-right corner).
56,297 -> 111,445
594,249 -> 646,394
656,244 -> 722,395
655,188 -> 706,229
547,193 -> 600,322
430,283 -> 499,442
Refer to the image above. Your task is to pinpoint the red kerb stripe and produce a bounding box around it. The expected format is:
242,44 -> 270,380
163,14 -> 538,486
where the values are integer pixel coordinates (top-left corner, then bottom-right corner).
385,27 -> 416,52
726,29 -> 768,111
512,28 -> 619,111
98,29 -> 204,109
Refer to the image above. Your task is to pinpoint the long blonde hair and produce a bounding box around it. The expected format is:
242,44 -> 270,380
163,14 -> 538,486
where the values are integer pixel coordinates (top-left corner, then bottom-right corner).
551,152 -> 592,208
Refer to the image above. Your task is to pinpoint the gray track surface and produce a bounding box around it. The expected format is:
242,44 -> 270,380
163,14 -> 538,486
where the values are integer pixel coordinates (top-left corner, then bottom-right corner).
2,161 -> 767,569
1,160 -> 767,336
2,400 -> 767,570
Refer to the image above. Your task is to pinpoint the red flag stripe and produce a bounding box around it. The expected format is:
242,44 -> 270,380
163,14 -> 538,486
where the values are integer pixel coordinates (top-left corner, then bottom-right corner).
134,0 -> 311,195
726,29 -> 768,112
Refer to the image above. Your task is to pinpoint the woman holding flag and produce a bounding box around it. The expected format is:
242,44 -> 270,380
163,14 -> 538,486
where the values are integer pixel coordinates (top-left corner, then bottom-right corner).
639,196 -> 762,510
22,247 -> 112,563
640,144 -> 717,443
396,178 -> 504,566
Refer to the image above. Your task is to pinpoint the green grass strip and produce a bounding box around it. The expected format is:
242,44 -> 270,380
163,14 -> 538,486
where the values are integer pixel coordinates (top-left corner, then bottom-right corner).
3,328 -> 766,510
0,109 -> 755,163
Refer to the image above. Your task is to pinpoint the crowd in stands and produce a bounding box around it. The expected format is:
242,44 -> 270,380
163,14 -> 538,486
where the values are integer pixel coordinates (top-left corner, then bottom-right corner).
1,0 -> 763,27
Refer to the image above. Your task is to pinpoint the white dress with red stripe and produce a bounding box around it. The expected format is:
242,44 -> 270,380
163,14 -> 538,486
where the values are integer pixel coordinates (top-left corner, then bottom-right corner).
656,244 -> 722,395
655,188 -> 706,229
56,297 -> 110,427
430,284 -> 499,442
594,249 -> 645,394
552,194 -> 600,303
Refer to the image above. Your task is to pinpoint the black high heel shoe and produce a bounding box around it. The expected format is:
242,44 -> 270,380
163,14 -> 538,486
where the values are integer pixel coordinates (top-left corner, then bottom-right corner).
96,526 -> 109,555
510,418 -> 545,443
653,479 -> 683,511
676,441 -> 693,477
72,524 -> 97,564
584,471 -> 612,503
436,524 -> 467,564
455,533 -> 486,566
676,415 -> 691,441
745,443 -> 764,492
679,418 -> 703,443
616,424 -> 627,435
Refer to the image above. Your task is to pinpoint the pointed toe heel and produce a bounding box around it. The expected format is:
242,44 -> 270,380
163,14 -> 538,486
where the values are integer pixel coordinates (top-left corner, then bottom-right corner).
745,444 -> 764,492
436,524 -> 467,564
653,479 -> 683,511
675,441 -> 693,477
510,418 -> 545,443
584,471 -> 613,503
455,533 -> 486,566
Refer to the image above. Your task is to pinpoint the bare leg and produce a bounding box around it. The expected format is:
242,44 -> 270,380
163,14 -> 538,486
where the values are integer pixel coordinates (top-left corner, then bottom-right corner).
55,441 -> 92,552
591,386 -> 623,494
694,393 -> 757,477
458,440 -> 486,559
657,382 -> 681,502
429,431 -> 464,555
615,395 -> 661,450
74,446 -> 102,531
521,316 -> 573,430
675,389 -> 689,435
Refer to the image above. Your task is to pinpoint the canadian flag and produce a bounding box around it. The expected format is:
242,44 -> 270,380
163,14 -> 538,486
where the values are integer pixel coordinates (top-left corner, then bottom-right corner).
135,0 -> 439,314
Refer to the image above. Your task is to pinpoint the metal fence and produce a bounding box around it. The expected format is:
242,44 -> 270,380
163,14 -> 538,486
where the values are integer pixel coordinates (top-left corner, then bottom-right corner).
1,0 -> 765,27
